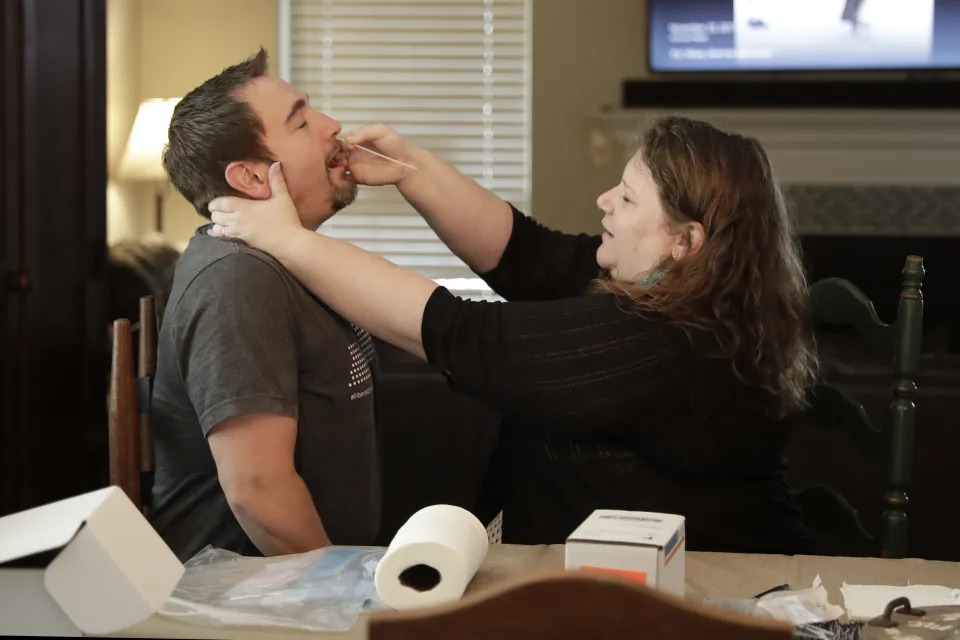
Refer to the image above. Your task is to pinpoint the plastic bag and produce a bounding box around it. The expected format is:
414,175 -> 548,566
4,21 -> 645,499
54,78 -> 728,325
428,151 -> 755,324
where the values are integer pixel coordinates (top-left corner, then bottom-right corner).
158,545 -> 389,632
704,576 -> 846,639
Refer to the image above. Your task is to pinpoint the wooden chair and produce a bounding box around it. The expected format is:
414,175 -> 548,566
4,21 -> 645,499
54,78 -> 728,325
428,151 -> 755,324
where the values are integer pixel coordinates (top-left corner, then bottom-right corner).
368,570 -> 793,640
108,295 -> 158,513
796,255 -> 924,558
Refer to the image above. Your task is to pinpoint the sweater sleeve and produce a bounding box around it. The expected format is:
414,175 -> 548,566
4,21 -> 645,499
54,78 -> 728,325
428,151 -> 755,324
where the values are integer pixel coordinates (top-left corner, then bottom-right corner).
478,205 -> 603,301
420,287 -> 690,433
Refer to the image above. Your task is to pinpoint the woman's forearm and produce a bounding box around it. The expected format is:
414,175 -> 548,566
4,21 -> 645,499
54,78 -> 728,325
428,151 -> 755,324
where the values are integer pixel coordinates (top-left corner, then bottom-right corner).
276,229 -> 438,359
396,147 -> 514,274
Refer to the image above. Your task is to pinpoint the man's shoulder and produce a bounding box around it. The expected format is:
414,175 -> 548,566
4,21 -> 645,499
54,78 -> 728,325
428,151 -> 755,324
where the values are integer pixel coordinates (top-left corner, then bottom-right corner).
182,235 -> 294,286
167,235 -> 297,313
181,234 -> 289,278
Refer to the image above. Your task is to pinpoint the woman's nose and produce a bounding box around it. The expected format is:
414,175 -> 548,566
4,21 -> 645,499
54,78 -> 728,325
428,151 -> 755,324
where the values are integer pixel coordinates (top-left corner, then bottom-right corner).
597,188 -> 613,213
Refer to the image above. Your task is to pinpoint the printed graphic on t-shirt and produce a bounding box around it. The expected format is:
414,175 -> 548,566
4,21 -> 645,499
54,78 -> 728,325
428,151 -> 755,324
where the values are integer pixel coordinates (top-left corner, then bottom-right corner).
347,324 -> 376,400
353,324 -> 376,364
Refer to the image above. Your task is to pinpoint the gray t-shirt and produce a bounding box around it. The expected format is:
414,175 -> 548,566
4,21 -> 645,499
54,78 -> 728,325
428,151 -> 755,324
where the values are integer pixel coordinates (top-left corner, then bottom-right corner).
149,228 -> 381,561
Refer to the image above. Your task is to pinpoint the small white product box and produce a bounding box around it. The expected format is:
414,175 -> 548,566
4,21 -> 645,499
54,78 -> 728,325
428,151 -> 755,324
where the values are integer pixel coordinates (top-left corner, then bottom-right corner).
564,509 -> 686,597
0,486 -> 184,636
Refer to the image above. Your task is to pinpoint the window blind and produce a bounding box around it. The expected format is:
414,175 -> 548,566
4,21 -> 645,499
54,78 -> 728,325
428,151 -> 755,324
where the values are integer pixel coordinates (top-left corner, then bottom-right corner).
281,0 -> 531,299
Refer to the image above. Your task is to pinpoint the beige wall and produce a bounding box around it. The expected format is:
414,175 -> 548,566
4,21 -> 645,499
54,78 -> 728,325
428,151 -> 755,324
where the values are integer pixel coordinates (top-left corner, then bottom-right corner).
107,0 -> 278,248
141,0 -> 278,248
531,0 -> 649,234
106,0 -> 146,244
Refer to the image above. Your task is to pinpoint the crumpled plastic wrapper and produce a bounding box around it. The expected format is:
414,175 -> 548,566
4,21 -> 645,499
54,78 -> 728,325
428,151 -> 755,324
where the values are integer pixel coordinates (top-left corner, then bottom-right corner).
158,545 -> 388,632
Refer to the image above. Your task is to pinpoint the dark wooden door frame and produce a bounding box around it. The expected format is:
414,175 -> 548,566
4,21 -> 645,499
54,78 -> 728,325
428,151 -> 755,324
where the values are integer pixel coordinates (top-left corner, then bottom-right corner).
1,0 -> 108,516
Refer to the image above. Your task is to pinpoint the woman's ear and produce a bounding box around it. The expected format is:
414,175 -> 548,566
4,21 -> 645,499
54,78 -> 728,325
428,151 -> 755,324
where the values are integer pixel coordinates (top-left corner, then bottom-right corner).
687,221 -> 705,255
672,222 -> 706,260
224,161 -> 272,199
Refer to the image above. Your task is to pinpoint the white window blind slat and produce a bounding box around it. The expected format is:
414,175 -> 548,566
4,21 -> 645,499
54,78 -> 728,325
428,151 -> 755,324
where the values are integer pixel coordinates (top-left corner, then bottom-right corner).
298,0 -> 522,5
300,85 -> 523,98
291,18 -> 524,32
329,228 -> 441,241
293,45 -> 526,58
296,71 -> 525,85
327,111 -> 525,125
294,31 -> 525,44
284,0 -> 531,296
294,58 -> 527,72
293,4 -> 524,18
309,97 -> 524,110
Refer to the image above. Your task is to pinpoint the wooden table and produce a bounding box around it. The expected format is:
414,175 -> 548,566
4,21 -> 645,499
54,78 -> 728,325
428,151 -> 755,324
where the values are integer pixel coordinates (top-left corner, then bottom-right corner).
103,545 -> 960,639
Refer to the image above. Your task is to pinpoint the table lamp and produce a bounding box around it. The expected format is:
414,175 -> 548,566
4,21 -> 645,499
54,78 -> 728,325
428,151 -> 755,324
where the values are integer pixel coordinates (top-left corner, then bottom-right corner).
118,98 -> 180,233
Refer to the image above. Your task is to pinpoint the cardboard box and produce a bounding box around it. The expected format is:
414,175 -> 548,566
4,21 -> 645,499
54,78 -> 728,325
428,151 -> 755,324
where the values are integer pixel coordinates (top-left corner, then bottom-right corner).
564,509 -> 686,597
0,486 -> 184,636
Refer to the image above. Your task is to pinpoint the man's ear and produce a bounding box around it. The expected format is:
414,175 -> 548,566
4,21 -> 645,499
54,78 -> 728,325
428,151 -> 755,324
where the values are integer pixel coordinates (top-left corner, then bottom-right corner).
225,161 -> 271,199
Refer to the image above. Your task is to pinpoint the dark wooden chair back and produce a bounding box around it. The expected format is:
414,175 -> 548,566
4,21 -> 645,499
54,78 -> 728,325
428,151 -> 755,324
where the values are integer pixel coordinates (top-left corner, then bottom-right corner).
108,295 -> 157,512
800,255 -> 924,558
368,570 -> 794,640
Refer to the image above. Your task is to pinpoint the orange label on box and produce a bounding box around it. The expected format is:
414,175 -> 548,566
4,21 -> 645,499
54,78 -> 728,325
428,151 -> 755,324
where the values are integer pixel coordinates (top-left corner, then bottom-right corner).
579,566 -> 648,583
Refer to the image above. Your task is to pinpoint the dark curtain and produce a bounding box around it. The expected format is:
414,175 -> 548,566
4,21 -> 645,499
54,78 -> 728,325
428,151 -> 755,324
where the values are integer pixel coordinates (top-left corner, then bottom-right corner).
1,0 -> 108,516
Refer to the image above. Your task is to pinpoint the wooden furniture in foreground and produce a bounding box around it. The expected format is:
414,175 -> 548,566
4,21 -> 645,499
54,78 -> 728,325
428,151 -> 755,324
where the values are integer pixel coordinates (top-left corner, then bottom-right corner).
368,570 -> 793,640
107,295 -> 157,512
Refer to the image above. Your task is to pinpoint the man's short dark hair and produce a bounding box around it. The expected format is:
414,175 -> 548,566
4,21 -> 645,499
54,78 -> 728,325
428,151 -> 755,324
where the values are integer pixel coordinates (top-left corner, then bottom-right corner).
163,47 -> 275,218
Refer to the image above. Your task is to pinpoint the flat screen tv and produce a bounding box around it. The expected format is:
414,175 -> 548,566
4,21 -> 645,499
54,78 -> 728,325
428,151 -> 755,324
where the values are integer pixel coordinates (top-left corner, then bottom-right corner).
648,0 -> 960,72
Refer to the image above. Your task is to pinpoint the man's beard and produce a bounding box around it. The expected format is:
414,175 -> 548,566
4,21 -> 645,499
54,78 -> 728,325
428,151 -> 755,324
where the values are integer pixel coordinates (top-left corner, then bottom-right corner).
329,167 -> 358,213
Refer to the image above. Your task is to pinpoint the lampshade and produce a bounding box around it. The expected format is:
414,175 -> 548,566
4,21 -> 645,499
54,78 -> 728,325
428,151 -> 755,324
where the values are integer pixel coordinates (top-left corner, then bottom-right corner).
118,98 -> 180,180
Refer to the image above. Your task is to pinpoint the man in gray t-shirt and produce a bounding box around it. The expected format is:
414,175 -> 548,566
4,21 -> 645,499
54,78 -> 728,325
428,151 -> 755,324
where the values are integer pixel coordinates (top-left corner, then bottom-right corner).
149,48 -> 380,561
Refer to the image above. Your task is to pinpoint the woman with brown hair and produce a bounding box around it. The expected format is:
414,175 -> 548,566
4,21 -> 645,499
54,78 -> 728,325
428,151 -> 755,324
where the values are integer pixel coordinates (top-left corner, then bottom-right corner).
208,116 -> 818,554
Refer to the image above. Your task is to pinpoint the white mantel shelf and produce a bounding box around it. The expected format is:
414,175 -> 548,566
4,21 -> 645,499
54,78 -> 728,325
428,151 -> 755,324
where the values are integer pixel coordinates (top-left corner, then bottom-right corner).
585,109 -> 960,236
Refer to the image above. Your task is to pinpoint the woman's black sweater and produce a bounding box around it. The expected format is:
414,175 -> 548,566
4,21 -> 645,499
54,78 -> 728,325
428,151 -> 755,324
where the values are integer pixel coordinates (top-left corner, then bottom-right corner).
420,206 -> 813,554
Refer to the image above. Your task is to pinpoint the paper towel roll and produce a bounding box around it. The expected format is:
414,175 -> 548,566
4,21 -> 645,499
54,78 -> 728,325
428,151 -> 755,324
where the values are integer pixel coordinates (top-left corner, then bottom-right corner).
374,504 -> 489,610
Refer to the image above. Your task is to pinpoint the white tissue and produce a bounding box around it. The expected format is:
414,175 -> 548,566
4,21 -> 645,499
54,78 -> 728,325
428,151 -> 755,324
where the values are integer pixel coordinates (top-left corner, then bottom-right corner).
704,575 -> 845,626
756,576 -> 845,625
840,584 -> 960,620
374,504 -> 489,610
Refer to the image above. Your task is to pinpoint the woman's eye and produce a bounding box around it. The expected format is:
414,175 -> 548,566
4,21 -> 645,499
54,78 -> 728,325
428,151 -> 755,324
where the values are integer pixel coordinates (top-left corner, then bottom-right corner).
621,196 -> 632,204
297,121 -> 307,130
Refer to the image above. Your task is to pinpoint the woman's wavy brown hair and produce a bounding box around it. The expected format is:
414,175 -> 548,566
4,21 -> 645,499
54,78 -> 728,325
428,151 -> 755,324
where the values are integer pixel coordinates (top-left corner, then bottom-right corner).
597,116 -> 817,418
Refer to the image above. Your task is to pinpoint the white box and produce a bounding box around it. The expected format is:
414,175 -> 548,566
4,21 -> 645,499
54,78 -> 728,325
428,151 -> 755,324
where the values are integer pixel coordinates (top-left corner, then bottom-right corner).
564,509 -> 686,597
0,486 -> 184,636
